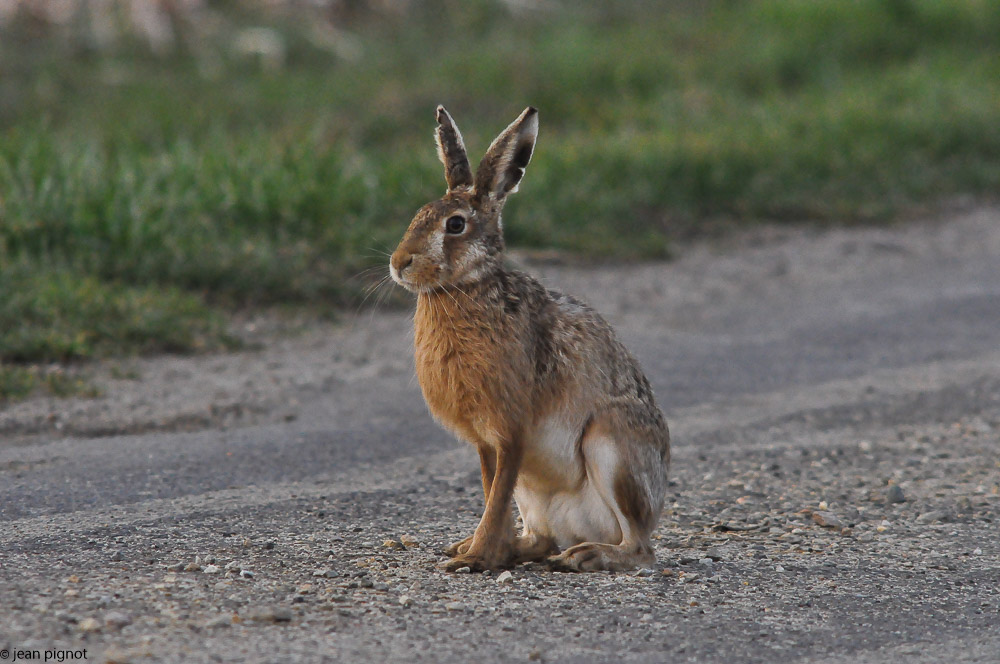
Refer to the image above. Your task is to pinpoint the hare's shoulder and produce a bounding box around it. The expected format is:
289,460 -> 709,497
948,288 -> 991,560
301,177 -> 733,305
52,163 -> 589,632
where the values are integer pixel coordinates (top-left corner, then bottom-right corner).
523,278 -> 656,406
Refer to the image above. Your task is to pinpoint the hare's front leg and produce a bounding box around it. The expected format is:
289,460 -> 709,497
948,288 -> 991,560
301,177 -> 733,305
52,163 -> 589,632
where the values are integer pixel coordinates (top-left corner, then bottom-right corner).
442,441 -> 520,571
444,445 -> 497,556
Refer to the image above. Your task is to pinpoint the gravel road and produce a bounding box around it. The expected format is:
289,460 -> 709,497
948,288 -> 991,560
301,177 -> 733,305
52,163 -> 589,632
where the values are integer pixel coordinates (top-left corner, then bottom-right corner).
2,207 -> 999,663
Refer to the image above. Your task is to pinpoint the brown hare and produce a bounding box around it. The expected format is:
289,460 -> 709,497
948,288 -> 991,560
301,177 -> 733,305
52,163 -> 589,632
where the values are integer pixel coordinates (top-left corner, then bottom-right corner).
389,106 -> 670,572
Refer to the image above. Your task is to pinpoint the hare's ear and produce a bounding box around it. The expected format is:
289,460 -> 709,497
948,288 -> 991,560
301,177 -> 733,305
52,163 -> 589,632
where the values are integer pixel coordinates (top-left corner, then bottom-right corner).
435,106 -> 473,191
474,107 -> 538,201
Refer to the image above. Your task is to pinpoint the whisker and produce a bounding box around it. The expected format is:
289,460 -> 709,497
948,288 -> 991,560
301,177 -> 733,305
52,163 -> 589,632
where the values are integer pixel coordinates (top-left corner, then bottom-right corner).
364,245 -> 393,258
368,278 -> 395,327
452,283 -> 479,310
441,285 -> 462,310
347,274 -> 393,339
363,273 -> 391,296
351,264 -> 390,281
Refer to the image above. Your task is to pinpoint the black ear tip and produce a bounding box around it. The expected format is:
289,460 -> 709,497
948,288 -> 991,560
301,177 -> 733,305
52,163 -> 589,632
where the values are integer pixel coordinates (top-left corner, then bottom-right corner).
525,106 -> 538,116
436,105 -> 449,123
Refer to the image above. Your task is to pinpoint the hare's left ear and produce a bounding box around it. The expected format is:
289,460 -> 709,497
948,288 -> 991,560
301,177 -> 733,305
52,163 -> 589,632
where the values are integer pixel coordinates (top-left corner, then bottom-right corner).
435,105 -> 473,191
474,107 -> 538,201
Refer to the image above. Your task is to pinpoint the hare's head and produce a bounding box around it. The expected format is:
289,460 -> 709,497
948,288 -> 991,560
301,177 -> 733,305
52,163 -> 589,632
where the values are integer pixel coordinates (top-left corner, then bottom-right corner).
390,105 -> 537,292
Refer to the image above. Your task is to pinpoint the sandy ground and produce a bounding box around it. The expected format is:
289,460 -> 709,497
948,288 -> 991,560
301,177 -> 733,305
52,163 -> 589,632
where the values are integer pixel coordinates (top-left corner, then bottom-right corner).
1,205 -> 999,663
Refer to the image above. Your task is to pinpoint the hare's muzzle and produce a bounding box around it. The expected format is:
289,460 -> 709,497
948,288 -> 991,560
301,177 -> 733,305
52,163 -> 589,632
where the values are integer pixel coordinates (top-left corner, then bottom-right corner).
390,249 -> 414,286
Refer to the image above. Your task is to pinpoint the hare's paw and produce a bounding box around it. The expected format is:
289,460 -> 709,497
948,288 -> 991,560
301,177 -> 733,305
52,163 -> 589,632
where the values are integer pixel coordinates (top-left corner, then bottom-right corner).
443,535 -> 474,557
548,542 -> 654,572
440,550 -> 514,573
548,544 -> 603,572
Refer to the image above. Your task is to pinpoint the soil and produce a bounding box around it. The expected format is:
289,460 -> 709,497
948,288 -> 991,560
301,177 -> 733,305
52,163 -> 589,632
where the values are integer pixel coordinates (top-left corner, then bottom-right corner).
1,205 -> 998,663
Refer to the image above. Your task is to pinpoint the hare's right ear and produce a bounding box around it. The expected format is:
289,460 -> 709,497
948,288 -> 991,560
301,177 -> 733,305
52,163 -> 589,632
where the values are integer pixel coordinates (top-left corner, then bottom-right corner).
435,106 -> 473,191
474,107 -> 538,201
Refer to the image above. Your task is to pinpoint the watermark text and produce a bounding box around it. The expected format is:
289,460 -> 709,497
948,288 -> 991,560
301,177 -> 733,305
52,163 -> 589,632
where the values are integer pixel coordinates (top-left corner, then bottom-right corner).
0,649 -> 89,662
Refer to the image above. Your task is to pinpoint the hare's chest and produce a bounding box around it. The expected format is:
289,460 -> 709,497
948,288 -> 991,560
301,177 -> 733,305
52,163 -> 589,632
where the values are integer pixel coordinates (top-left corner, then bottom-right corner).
414,332 -> 504,444
413,294 -> 529,444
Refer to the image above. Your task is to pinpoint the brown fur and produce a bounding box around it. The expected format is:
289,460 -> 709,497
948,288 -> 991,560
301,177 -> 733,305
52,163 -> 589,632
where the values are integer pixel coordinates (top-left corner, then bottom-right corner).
435,106 -> 473,190
390,107 -> 671,572
614,467 -> 654,535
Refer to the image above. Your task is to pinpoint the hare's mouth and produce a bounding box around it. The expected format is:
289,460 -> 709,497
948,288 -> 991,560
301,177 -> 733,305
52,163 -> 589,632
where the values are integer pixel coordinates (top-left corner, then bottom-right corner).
389,268 -> 418,292
390,263 -> 443,292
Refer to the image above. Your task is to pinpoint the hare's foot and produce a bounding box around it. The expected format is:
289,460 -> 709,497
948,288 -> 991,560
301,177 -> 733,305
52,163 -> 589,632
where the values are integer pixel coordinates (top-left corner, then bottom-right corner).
547,540 -> 655,573
443,535 -> 474,557
440,548 -> 514,573
513,533 -> 557,564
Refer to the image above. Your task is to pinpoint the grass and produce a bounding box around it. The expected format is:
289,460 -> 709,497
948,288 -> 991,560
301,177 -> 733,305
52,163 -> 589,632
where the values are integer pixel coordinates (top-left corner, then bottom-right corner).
1,0 -> 999,396
0,267 -> 235,363
0,266 -> 234,399
0,364 -> 102,402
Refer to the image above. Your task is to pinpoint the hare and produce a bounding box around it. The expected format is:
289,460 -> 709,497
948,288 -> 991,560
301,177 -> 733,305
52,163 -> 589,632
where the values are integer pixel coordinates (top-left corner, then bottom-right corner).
389,106 -> 670,572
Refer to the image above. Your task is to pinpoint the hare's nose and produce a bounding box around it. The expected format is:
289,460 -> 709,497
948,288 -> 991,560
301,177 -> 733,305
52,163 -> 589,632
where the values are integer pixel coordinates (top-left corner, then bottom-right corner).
391,250 -> 413,274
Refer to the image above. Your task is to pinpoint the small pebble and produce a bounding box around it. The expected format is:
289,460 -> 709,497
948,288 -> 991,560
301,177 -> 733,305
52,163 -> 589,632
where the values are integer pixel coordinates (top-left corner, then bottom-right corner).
104,611 -> 132,630
184,562 -> 202,572
812,511 -> 844,529
203,565 -> 221,574
205,616 -> 231,629
110,551 -> 124,562
400,535 -> 420,547
916,511 -> 948,524
248,608 -> 293,623
383,539 -> 405,550
241,570 -> 255,579
887,485 -> 906,504
77,617 -> 101,633
496,571 -> 514,585
973,548 -> 983,555
399,595 -> 412,607
454,566 -> 472,574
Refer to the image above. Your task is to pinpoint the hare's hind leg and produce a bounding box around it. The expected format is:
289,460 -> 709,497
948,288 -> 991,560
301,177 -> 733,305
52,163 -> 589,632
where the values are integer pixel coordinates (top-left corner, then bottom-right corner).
513,531 -> 558,563
548,401 -> 669,572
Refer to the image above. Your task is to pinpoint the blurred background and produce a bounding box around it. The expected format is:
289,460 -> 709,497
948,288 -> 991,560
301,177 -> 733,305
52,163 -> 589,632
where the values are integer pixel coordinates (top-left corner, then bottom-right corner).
1,0 -> 998,397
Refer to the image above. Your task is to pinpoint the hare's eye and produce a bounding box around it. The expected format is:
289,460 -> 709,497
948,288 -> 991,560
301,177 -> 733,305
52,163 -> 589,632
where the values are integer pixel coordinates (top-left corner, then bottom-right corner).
444,215 -> 466,234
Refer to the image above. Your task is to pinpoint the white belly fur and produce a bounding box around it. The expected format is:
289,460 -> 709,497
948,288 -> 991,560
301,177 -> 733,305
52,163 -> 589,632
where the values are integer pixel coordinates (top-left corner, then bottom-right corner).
513,416 -> 623,549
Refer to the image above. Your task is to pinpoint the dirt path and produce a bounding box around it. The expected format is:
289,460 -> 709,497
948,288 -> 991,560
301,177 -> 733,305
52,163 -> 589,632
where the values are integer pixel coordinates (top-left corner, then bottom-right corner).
1,206 -> 999,663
